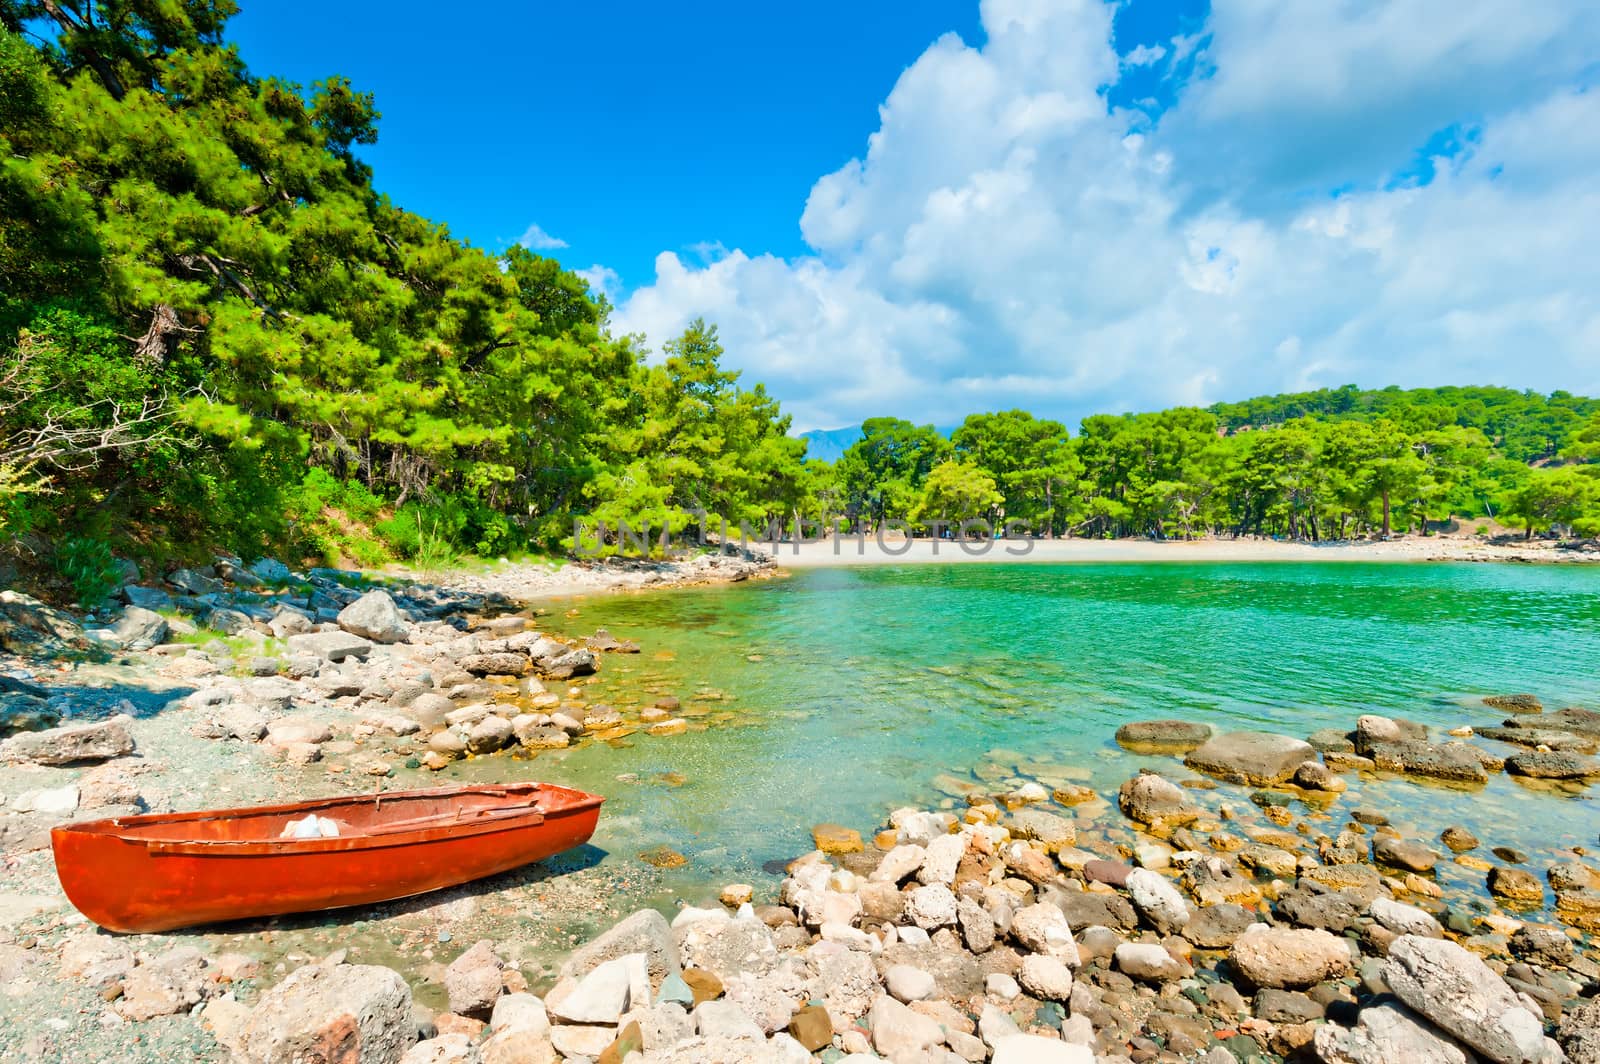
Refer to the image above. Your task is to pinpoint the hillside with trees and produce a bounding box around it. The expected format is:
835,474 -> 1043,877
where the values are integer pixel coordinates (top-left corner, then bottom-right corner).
0,1 -> 813,599
829,388 -> 1600,542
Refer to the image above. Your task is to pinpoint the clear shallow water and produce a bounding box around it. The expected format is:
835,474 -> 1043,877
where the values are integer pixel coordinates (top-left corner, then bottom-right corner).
451,562 -> 1600,914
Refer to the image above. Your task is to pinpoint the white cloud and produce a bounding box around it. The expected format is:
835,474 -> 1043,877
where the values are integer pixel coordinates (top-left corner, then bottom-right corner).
518,222 -> 569,250
611,0 -> 1600,431
574,264 -> 620,300
1122,43 -> 1166,67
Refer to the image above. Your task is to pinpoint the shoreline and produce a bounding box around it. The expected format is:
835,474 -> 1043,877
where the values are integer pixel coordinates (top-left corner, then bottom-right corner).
1,558 -> 1597,1061
754,534 -> 1600,569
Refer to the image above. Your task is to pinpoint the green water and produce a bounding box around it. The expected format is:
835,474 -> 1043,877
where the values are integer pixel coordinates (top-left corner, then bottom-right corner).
455,562 -> 1600,914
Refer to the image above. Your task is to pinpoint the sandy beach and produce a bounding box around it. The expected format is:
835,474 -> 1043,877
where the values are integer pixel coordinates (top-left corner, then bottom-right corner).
755,533 -> 1598,568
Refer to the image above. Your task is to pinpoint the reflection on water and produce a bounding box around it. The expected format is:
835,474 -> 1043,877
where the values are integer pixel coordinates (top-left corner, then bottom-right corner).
436,562 -> 1600,923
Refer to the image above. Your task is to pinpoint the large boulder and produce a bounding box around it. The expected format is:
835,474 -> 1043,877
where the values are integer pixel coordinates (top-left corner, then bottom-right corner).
286,630 -> 374,662
1506,750 -> 1600,779
1229,927 -> 1353,989
1313,1000 -> 1475,1064
109,606 -> 170,650
1184,731 -> 1316,785
561,909 -> 681,985
2,714 -> 135,765
235,962 -> 414,1064
0,590 -> 88,654
1366,740 -> 1489,784
677,915 -> 779,980
338,590 -> 409,644
1383,935 -> 1557,1064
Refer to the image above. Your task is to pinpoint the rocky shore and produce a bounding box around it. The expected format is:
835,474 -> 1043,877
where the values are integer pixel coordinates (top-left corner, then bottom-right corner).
1,554 -> 1598,1063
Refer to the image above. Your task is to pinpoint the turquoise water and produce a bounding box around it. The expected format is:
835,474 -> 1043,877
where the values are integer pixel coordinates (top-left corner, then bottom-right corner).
454,562 -> 1600,912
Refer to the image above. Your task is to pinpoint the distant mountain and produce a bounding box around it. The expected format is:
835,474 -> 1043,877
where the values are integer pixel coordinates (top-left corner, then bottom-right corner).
798,423 -> 967,462
797,425 -> 864,463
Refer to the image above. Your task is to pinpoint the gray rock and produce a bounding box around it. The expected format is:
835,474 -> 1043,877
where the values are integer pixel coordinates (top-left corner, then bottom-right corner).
110,606 -> 170,650
1313,1000 -> 1474,1064
1384,935 -> 1557,1064
1374,836 -> 1439,873
122,585 -> 175,612
550,954 -> 637,1025
1184,731 -> 1316,785
676,915 -> 778,980
286,630 -> 373,662
1181,903 -> 1260,948
1114,719 -> 1213,752
2,714 -> 134,765
458,652 -> 530,677
250,558 -> 294,583
168,568 -> 224,596
443,940 -> 503,1016
466,716 -> 514,754
1508,925 -> 1573,967
1506,750 -> 1600,779
1370,897 -> 1443,938
561,909 -> 681,985
905,883 -> 959,929
957,896 -> 995,953
235,961 -> 414,1064
1125,868 -> 1190,934
1367,740 -> 1490,784
338,590 -> 409,644
1557,996 -> 1600,1064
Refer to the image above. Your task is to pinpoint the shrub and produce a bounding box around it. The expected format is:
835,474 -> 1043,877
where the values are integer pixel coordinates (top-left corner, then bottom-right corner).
54,535 -> 120,607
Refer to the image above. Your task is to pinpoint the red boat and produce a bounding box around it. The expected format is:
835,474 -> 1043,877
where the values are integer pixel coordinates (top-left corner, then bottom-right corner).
51,781 -> 603,933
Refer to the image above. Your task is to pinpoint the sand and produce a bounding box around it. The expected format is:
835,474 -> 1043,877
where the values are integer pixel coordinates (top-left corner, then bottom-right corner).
752,532 -> 1598,568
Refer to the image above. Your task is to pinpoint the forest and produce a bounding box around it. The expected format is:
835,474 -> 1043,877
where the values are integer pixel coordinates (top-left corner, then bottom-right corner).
3,2 -> 1598,606
832,387 -> 1600,543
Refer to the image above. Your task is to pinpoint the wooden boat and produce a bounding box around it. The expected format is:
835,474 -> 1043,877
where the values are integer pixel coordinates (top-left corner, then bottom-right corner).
50,781 -> 603,933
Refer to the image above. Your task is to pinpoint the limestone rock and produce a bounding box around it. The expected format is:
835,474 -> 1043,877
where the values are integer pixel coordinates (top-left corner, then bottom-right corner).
1384,934 -> 1556,1064
286,630 -> 374,661
444,940 -> 503,1016
1126,868 -> 1191,934
337,590 -> 409,644
1184,731 -> 1317,785
2,714 -> 134,765
235,962 -> 413,1064
1313,1000 -> 1474,1064
990,1034 -> 1094,1063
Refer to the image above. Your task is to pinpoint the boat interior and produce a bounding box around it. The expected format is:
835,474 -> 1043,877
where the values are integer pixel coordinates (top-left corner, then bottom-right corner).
61,783 -> 595,842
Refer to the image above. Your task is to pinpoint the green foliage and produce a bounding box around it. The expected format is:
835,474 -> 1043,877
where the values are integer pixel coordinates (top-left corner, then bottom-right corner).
54,535 -> 120,607
0,11 -> 812,568
908,462 -> 1004,531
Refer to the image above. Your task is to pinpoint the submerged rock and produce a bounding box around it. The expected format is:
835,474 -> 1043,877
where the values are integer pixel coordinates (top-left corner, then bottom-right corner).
1114,719 -> 1213,752
1184,731 -> 1316,785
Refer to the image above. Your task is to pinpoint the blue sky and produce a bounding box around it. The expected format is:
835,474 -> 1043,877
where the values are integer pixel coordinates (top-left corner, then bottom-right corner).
231,2 -> 989,288
232,1 -> 1600,432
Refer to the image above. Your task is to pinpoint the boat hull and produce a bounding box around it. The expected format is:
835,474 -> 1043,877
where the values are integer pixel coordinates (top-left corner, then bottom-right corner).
51,782 -> 602,933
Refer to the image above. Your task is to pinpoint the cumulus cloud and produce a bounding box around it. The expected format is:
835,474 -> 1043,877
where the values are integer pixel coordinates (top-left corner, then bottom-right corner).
575,264 -> 620,300
518,222 -> 569,250
611,0 -> 1600,431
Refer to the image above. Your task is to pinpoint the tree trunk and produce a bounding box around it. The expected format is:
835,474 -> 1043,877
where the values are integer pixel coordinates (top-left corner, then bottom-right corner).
1381,490 -> 1392,538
